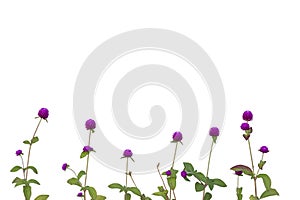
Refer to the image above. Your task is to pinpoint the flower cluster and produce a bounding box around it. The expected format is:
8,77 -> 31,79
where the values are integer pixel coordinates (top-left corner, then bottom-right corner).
231,110 -> 279,200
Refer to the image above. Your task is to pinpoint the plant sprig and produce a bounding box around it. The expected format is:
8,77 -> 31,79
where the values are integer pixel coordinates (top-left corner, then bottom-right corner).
10,108 -> 50,200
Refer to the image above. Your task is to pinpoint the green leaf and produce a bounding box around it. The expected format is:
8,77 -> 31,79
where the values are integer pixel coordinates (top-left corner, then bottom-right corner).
108,183 -> 124,191
257,174 -> 271,190
152,186 -> 168,199
236,187 -> 243,200
211,178 -> 227,187
249,195 -> 259,200
10,166 -> 22,172
258,160 -> 266,170
34,195 -> 49,200
169,168 -> 178,178
193,172 -> 206,183
230,165 -> 254,176
28,179 -> 40,185
204,192 -> 212,200
86,186 -> 97,199
31,136 -> 39,144
23,185 -> 32,200
13,177 -> 27,187
26,166 -> 38,174
23,140 -> 31,145
183,162 -> 194,173
167,177 -> 176,190
80,151 -> 88,159
206,178 -> 214,190
77,170 -> 86,180
127,187 -> 142,196
95,195 -> 106,200
260,188 -> 279,199
67,177 -> 82,187
125,193 -> 131,200
195,182 -> 205,192
12,177 -> 21,184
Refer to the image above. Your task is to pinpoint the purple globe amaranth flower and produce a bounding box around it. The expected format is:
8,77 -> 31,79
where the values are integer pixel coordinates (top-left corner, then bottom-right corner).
77,192 -> 83,197
123,149 -> 133,157
240,123 -> 250,130
209,127 -> 220,136
83,145 -> 93,152
259,146 -> 269,153
235,171 -> 243,176
38,108 -> 49,119
16,150 -> 23,156
85,119 -> 96,130
172,131 -> 183,142
166,170 -> 171,176
242,110 -> 253,121
181,170 -> 187,178
62,163 -> 68,171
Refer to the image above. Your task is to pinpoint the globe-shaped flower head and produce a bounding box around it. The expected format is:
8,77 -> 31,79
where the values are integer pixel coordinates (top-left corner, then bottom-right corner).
38,108 -> 49,119
242,110 -> 253,121
172,131 -> 183,142
123,149 -> 133,157
259,146 -> 269,153
209,127 -> 220,137
85,119 -> 96,131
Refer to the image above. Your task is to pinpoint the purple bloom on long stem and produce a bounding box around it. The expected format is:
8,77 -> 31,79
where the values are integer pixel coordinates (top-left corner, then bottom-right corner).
209,127 -> 220,136
123,149 -> 133,157
85,119 -> 96,130
77,192 -> 83,197
83,146 -> 93,152
259,146 -> 269,153
38,108 -> 49,119
16,150 -> 23,156
62,163 -> 68,171
172,131 -> 183,142
242,110 -> 253,121
240,123 -> 250,130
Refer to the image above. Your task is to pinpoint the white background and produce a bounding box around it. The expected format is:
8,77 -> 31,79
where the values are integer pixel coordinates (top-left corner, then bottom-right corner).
1,0 -> 299,199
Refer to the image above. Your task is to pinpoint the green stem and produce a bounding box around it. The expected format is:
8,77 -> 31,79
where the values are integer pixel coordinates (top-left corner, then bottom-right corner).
171,142 -> 179,169
128,171 -> 137,188
83,130 -> 92,200
156,163 -> 168,192
125,157 -> 129,188
206,141 -> 214,177
172,189 -> 176,199
203,140 -> 214,200
25,118 -> 42,180
68,168 -> 77,177
247,139 -> 258,198
20,155 -> 26,179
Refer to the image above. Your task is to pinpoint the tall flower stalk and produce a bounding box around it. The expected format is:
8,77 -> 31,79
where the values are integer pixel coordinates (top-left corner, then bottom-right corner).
10,108 -> 50,200
231,110 -> 279,200
181,127 -> 227,200
109,149 -> 152,199
62,119 -> 106,200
